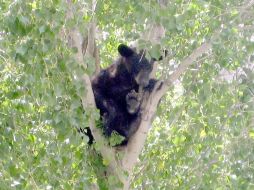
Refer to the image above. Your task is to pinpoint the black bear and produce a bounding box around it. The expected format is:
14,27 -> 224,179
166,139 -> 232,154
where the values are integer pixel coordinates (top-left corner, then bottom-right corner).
86,44 -> 157,145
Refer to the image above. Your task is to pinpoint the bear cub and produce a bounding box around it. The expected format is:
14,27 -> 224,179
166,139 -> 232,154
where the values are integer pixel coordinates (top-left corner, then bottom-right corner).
87,44 -> 157,145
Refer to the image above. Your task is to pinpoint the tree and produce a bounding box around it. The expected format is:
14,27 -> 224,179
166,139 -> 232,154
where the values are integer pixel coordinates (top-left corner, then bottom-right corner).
0,0 -> 254,189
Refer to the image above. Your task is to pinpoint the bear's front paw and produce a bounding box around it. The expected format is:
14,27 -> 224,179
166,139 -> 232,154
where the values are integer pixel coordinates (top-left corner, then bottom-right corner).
126,90 -> 141,114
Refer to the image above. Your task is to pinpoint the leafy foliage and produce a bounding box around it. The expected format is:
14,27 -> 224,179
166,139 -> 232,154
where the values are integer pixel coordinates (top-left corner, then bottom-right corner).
1,0 -> 254,189
0,1 -> 95,189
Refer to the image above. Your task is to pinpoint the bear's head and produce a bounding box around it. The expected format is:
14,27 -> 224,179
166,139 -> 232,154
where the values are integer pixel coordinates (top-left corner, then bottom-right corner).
118,44 -> 154,87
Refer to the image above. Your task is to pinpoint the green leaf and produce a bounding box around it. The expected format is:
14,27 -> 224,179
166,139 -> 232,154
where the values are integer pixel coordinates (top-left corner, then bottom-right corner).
16,45 -> 28,56
39,25 -> 47,34
149,44 -> 161,60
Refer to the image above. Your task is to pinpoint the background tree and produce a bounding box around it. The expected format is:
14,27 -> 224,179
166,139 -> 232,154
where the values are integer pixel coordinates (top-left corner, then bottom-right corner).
0,0 -> 254,189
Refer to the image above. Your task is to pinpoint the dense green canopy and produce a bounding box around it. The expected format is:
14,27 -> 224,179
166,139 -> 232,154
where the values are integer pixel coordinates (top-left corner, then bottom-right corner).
0,0 -> 254,189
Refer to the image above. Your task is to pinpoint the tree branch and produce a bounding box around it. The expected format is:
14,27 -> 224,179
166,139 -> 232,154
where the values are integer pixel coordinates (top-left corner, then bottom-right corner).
161,41 -> 212,93
65,0 -> 125,184
121,3 -> 254,188
65,0 -> 254,189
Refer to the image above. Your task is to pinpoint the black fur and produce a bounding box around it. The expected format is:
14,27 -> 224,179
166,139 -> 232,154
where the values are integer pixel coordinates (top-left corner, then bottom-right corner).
85,44 -> 162,145
89,44 -> 154,142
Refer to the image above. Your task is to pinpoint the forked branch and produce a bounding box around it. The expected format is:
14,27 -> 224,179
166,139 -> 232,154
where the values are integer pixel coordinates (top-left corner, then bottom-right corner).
65,0 -> 125,184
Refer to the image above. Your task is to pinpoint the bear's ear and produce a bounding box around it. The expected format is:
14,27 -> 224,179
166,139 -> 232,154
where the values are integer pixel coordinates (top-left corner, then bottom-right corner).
118,44 -> 134,57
